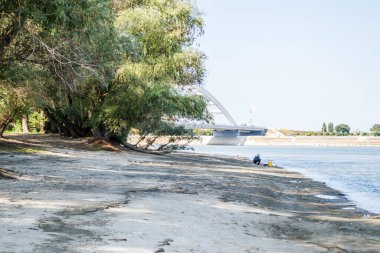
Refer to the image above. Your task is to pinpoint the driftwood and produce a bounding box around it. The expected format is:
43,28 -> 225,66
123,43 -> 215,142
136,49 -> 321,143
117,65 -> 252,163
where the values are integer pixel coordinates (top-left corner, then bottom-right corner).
120,140 -> 169,155
0,168 -> 18,180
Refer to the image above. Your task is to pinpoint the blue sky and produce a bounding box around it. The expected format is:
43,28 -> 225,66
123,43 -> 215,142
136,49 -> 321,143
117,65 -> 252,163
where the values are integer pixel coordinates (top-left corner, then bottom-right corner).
197,0 -> 380,131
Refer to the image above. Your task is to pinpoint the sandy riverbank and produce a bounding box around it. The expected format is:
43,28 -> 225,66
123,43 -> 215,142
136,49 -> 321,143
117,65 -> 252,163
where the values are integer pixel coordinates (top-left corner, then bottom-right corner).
1,135 -> 380,253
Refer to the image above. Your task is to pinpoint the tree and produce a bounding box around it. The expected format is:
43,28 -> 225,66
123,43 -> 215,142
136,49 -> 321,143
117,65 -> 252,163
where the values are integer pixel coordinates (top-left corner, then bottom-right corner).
0,0 -> 210,150
1,0 -> 115,92
100,0 -> 210,144
371,124 -> 380,136
22,115 -> 29,133
335,124 -> 350,136
1,0 -> 119,138
328,122 -> 334,133
0,83 -> 28,137
321,122 -> 327,133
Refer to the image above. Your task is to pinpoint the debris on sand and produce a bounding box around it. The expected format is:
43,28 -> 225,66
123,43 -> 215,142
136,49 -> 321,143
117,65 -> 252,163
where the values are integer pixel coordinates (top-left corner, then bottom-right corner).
0,168 -> 18,180
87,137 -> 120,151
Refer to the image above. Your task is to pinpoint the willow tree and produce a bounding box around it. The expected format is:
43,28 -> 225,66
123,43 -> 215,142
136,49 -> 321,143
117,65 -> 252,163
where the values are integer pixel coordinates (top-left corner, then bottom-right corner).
98,0 -> 210,148
0,0 -> 116,87
1,0 -> 210,149
1,0 -> 119,137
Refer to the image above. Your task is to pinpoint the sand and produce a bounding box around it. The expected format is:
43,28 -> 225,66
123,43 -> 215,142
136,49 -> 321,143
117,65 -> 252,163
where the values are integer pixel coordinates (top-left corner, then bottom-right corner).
0,134 -> 380,253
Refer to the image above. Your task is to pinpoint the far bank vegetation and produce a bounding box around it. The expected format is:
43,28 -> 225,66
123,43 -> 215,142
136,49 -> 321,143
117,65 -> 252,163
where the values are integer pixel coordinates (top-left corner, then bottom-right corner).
280,122 -> 379,137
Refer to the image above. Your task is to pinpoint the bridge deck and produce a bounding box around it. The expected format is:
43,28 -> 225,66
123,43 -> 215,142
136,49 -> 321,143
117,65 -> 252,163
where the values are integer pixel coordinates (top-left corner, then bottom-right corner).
184,124 -> 266,131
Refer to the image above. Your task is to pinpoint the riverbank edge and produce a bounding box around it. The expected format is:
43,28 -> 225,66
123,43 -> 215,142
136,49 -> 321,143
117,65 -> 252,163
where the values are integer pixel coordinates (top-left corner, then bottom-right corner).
182,149 -> 380,216
1,134 -> 380,252
1,133 -> 378,216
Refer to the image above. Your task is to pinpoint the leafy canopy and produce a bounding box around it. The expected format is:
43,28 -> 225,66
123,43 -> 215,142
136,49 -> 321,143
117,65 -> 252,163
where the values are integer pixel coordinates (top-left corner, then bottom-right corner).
102,0 -> 209,141
1,0 -> 210,148
335,124 -> 350,135
371,124 -> 380,136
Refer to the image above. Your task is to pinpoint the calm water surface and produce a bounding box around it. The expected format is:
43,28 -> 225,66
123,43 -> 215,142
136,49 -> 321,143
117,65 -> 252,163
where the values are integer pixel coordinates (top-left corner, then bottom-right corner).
191,145 -> 380,214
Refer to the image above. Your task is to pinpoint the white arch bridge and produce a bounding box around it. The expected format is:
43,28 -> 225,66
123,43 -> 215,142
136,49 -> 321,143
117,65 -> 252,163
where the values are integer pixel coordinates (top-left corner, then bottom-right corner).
182,86 -> 267,137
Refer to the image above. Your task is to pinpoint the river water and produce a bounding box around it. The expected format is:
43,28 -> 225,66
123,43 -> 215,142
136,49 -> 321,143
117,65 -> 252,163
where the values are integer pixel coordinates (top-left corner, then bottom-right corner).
190,145 -> 380,214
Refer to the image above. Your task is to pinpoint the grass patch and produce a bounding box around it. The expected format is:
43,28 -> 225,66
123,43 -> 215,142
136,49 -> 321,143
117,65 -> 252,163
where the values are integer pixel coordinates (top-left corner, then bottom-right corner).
0,139 -> 45,154
0,145 -> 45,154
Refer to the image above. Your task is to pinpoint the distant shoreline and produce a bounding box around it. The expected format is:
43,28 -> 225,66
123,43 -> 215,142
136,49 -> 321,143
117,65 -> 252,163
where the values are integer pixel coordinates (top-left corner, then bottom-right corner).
194,136 -> 380,146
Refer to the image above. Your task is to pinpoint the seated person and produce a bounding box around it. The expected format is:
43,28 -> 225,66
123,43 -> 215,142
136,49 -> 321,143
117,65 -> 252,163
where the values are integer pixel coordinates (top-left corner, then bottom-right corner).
253,154 -> 261,165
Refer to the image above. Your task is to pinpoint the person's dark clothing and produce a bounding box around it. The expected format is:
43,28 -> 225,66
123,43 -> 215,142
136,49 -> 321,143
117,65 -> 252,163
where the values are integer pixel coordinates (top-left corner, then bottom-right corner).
253,155 -> 261,165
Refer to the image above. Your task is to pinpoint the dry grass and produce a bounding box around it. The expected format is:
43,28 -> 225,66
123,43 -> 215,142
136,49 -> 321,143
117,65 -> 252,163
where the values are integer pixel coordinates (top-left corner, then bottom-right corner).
86,137 -> 120,152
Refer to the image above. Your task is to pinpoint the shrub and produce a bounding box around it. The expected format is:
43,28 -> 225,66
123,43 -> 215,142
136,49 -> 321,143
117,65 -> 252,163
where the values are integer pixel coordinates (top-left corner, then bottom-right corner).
28,112 -> 47,133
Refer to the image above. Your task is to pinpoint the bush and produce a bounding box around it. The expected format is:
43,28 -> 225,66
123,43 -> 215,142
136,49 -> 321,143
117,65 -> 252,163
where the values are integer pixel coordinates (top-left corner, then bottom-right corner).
6,120 -> 22,133
193,128 -> 213,136
28,112 -> 47,133
371,124 -> 380,136
335,124 -> 350,135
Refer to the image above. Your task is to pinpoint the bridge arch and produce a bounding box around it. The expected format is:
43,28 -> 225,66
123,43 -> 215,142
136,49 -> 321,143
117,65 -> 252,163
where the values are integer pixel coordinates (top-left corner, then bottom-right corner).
193,86 -> 238,127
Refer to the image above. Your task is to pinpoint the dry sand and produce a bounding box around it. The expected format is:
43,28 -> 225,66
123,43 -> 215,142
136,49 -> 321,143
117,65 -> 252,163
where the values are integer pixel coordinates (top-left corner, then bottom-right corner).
1,134 -> 380,253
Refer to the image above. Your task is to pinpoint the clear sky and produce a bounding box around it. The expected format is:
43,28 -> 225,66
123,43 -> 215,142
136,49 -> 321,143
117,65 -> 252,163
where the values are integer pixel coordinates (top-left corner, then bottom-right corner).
197,0 -> 380,131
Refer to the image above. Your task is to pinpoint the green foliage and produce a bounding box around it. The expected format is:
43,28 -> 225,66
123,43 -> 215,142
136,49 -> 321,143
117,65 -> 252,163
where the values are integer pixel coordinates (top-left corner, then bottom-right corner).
371,124 -> 380,136
102,0 -> 209,143
6,120 -> 22,133
114,0 -> 206,88
321,122 -> 327,133
0,83 -> 28,136
193,128 -> 213,136
0,0 -> 210,150
6,114 -> 47,134
335,124 -> 350,136
1,0 -> 120,138
1,0 -> 117,91
28,111 -> 47,133
116,0 -> 203,61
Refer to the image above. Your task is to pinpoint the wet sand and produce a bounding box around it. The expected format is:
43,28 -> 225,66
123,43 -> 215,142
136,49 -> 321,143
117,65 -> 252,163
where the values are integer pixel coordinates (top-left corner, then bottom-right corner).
1,135 -> 380,253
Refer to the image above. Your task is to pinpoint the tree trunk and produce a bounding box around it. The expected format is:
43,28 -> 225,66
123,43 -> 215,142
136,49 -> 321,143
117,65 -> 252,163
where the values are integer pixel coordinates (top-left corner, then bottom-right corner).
39,111 -> 46,133
93,125 -> 110,142
43,108 -> 84,138
43,109 -> 70,136
66,125 -> 82,138
0,118 -> 11,138
22,115 -> 29,133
